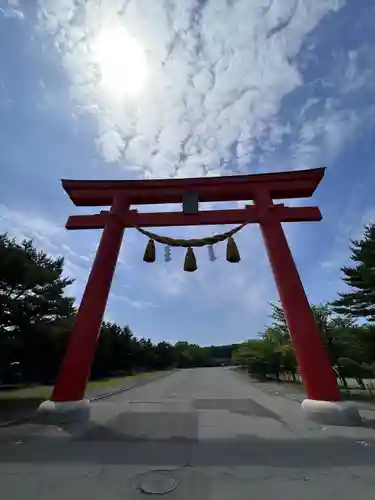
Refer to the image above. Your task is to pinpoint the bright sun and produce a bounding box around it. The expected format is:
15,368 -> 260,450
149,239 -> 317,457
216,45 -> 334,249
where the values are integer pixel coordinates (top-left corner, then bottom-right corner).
94,27 -> 148,98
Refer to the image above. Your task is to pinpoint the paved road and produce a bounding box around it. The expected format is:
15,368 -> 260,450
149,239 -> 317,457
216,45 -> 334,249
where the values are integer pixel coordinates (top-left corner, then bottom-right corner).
1,367 -> 375,499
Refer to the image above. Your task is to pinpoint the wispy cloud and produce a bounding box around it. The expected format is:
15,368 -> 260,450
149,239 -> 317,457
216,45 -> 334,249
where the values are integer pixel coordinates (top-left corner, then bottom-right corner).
291,104 -> 360,169
3,0 -> 375,344
0,204 -> 92,301
0,204 -> 64,250
134,222 -> 276,326
37,0 -> 345,178
319,198 -> 375,280
111,291 -> 159,309
0,0 -> 24,21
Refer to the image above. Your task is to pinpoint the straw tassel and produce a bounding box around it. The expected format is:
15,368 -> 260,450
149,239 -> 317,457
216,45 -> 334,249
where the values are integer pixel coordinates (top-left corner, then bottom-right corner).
226,236 -> 241,263
143,239 -> 156,263
184,246 -> 197,272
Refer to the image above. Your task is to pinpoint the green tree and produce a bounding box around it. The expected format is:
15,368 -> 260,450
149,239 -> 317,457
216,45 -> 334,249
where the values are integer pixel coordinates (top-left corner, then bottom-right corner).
337,357 -> 366,389
259,327 -> 288,380
0,235 -> 74,330
332,223 -> 375,321
232,336 -> 284,380
92,323 -> 136,378
153,341 -> 176,370
0,234 -> 75,382
135,338 -> 157,371
268,302 -> 289,336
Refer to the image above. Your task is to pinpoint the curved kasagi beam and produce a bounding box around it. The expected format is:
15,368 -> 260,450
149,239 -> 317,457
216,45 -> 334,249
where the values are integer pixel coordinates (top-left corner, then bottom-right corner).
61,167 -> 325,207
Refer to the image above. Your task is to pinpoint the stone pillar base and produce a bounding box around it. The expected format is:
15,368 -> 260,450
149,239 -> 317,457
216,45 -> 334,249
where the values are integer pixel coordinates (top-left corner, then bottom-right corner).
36,399 -> 90,425
301,399 -> 362,426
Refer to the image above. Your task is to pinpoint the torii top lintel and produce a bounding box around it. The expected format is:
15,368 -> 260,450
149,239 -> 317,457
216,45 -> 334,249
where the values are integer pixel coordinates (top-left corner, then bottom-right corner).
61,167 -> 325,207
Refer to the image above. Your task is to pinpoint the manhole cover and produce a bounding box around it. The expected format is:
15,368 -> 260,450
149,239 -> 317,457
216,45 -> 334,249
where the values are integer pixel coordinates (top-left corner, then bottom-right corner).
139,471 -> 178,495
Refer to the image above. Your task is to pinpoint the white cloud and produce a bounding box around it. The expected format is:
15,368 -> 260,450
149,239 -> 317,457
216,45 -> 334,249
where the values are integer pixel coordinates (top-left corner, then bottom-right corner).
0,204 -> 63,248
147,265 -> 190,298
37,0 -> 345,177
111,291 -> 159,309
132,221 -> 276,330
0,204 -> 92,301
319,200 -> 375,279
291,103 -> 360,169
9,0 -> 375,342
0,0 -> 24,20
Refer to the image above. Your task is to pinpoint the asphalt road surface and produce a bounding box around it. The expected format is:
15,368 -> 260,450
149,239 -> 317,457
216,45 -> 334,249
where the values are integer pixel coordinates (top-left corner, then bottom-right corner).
1,367 -> 375,499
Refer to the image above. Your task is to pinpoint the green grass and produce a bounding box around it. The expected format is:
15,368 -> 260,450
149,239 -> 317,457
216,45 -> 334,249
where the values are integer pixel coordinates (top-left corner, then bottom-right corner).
240,369 -> 375,405
340,388 -> 375,403
0,371 -> 158,401
0,385 -> 53,401
86,371 -> 157,390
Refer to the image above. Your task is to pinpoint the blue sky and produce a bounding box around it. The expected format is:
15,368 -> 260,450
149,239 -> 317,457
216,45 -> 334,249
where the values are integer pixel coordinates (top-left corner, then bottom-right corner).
1,0 -> 375,346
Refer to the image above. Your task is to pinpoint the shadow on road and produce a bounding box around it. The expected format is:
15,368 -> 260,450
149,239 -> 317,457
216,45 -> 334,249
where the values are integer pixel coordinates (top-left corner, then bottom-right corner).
0,398 -> 42,425
2,420 -> 375,468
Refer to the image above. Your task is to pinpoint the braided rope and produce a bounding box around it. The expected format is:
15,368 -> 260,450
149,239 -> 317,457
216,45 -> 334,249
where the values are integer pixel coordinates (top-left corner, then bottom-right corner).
133,221 -> 249,248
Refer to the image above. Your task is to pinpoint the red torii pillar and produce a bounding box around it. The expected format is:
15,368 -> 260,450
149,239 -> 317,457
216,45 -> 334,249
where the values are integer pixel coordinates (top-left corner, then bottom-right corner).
254,190 -> 339,402
39,167 -> 357,423
51,195 -> 129,402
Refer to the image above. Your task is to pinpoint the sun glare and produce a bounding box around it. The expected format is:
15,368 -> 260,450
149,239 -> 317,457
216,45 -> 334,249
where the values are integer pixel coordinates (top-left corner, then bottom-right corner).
94,27 -> 148,98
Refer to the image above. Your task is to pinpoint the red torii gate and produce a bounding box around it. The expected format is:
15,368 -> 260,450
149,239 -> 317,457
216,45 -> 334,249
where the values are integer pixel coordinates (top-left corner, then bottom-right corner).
48,167 -> 343,413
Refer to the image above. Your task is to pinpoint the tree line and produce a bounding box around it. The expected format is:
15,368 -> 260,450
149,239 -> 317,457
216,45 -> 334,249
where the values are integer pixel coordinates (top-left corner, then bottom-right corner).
0,233 -> 237,384
1,222 -> 374,386
232,223 -> 375,387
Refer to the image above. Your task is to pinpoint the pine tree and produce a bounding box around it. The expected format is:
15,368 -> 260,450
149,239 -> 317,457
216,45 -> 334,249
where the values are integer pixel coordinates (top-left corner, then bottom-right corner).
0,234 -> 75,332
0,234 -> 75,381
332,223 -> 375,321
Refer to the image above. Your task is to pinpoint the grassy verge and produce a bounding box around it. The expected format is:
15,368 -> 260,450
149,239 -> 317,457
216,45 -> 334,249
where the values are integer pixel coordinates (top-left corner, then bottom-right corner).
86,371 -> 158,391
0,385 -> 53,401
0,371 -> 158,401
340,389 -> 375,403
238,368 -> 375,405
0,371 -> 161,423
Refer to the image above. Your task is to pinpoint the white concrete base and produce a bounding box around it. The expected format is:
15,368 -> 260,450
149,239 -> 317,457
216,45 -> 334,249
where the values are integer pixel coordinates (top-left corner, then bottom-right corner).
301,399 -> 362,426
36,399 -> 90,424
